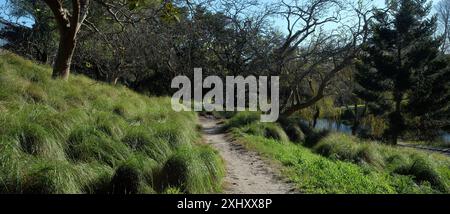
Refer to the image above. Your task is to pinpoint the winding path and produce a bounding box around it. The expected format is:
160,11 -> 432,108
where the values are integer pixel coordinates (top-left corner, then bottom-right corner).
200,116 -> 294,194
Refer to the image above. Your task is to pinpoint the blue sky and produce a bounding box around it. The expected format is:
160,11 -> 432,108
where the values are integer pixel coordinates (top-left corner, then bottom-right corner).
0,0 -> 34,27
269,0 -> 388,33
0,0 -> 440,33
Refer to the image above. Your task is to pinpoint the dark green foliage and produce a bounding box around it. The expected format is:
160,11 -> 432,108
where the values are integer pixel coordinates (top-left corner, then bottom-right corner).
110,165 -> 142,194
355,0 -> 450,144
159,153 -> 189,191
304,130 -> 330,148
278,117 -> 307,143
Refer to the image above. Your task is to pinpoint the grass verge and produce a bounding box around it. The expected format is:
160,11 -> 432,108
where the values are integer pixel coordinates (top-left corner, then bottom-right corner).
226,112 -> 450,193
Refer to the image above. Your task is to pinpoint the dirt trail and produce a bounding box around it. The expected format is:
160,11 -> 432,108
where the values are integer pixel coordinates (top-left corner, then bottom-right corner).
200,116 -> 294,194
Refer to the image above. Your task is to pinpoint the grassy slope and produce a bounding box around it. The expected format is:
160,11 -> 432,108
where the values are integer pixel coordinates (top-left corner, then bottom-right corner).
0,53 -> 224,194
226,112 -> 450,194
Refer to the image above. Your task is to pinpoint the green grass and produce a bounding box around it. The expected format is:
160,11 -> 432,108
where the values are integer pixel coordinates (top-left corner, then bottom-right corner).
314,133 -> 450,192
0,53 -> 224,194
226,113 -> 450,193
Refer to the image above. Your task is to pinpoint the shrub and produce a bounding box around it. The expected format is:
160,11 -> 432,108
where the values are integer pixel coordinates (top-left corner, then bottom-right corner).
264,124 -> 290,142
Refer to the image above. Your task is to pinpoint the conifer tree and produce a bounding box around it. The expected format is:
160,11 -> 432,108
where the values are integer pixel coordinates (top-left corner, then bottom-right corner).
355,0 -> 450,144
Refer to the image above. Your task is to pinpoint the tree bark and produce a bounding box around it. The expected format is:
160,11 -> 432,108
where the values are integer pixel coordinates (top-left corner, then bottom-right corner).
352,102 -> 359,136
312,107 -> 320,128
43,0 -> 89,80
52,31 -> 76,80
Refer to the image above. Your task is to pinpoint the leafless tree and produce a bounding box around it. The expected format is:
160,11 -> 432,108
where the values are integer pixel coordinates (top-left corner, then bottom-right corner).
271,0 -> 375,116
436,0 -> 450,53
41,0 -> 155,80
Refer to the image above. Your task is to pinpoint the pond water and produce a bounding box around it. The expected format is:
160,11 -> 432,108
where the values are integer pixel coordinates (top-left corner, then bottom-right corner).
313,119 -> 450,143
313,119 -> 353,134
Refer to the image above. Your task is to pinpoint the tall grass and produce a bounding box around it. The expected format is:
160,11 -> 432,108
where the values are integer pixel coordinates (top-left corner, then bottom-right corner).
225,112 -> 450,193
314,133 -> 449,192
0,53 -> 224,194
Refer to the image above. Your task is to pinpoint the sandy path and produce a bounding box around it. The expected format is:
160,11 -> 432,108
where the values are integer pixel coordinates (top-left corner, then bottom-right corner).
200,116 -> 294,194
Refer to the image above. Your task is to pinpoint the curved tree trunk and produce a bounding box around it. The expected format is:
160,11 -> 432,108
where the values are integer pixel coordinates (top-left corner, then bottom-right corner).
52,32 -> 76,80
44,0 -> 90,80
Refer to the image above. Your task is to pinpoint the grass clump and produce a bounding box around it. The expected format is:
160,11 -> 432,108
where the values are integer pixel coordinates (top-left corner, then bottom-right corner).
225,112 -> 450,193
66,127 -> 131,166
240,122 -> 289,142
223,111 -> 260,130
313,133 -> 449,192
158,145 -> 224,194
393,154 -> 447,192
0,53 -> 224,194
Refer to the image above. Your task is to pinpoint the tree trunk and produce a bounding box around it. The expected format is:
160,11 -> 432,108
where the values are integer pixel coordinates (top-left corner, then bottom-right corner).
52,32 -> 76,80
43,0 -> 90,81
312,107 -> 320,128
352,102 -> 359,136
390,96 -> 402,145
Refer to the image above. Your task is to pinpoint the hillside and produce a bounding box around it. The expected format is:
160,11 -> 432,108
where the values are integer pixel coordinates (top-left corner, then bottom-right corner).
0,53 -> 224,194
223,112 -> 450,193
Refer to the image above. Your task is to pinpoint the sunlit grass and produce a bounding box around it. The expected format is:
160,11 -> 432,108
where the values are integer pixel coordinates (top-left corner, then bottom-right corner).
0,53 -> 224,194
226,112 -> 450,193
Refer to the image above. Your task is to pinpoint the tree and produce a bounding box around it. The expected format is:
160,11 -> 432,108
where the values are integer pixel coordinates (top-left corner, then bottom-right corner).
355,0 -> 450,144
436,0 -> 450,53
41,0 -> 90,80
0,1 -> 57,63
39,0 -> 160,80
275,0 -> 373,116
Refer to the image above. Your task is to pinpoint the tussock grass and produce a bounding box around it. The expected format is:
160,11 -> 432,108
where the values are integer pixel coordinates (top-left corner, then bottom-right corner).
239,122 -> 289,142
278,117 -> 306,143
313,133 -> 449,192
158,145 -> 224,194
0,53 -> 224,194
225,112 -> 450,193
223,111 -> 260,130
